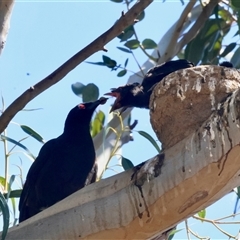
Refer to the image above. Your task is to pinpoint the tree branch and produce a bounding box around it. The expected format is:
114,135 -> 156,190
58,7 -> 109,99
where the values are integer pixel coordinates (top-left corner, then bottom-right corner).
0,0 -> 15,55
5,67 -> 240,239
0,0 -> 153,134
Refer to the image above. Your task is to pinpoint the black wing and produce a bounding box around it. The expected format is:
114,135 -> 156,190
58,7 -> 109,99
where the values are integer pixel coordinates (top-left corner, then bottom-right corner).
19,139 -> 57,222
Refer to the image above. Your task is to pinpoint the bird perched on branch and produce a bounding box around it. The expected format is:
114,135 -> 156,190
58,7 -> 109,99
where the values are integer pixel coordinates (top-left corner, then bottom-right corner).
19,97 -> 108,222
105,59 -> 194,113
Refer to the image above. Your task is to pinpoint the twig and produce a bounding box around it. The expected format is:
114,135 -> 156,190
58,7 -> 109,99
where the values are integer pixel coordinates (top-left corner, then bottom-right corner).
188,227 -> 209,240
215,212 -> 240,221
0,0 -> 153,134
192,215 -> 235,238
185,220 -> 191,240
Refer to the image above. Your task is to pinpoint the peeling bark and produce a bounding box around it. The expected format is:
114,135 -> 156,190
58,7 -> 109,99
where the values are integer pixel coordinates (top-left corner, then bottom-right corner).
5,68 -> 240,239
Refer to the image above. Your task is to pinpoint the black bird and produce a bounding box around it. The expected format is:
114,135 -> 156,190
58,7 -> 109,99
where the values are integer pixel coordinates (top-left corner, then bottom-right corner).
219,61 -> 233,68
19,97 -> 108,222
105,59 -> 194,113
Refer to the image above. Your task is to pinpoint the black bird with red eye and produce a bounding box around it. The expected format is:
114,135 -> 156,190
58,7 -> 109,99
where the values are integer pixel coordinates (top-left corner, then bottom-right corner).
19,97 -> 108,222
105,59 -> 194,113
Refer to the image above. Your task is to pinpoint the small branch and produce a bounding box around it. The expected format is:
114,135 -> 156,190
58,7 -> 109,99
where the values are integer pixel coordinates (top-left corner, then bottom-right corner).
0,0 -> 153,134
192,216 -> 235,238
185,220 -> 191,240
188,227 -> 209,240
215,212 -> 240,221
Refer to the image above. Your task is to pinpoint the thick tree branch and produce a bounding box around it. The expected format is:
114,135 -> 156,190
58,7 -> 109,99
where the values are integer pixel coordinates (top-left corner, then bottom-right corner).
5,67 -> 240,239
0,0 -> 153,134
0,0 -> 15,55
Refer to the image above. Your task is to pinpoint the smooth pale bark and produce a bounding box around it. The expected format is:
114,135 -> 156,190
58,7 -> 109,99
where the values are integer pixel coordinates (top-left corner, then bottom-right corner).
5,70 -> 240,239
0,0 -> 15,55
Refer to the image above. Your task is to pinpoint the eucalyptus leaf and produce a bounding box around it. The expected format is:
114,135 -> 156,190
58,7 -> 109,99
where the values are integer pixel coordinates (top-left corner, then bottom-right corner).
20,125 -> 45,143
82,83 -> 99,102
117,69 -> 127,77
0,192 -> 9,240
117,47 -> 132,53
142,38 -> 157,49
110,0 -> 123,2
121,156 -> 134,170
91,110 -> 105,138
137,131 -> 161,153
124,40 -> 140,50
102,55 -> 117,69
0,135 -> 36,160
220,42 -> 236,57
71,82 -> 86,97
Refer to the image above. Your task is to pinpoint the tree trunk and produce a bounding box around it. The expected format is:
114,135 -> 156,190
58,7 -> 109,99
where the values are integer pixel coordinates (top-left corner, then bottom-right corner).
0,0 -> 15,55
4,66 -> 240,239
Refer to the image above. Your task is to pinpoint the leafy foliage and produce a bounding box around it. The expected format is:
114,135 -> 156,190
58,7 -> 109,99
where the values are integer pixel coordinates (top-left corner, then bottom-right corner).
71,82 -> 99,102
121,156 -> 134,170
0,192 -> 9,240
137,131 -> 161,153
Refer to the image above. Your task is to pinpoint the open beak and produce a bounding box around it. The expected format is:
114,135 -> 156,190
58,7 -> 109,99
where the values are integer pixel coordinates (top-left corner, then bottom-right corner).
104,92 -> 119,98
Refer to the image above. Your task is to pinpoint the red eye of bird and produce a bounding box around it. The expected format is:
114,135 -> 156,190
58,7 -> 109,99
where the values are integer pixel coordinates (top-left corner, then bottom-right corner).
78,104 -> 85,109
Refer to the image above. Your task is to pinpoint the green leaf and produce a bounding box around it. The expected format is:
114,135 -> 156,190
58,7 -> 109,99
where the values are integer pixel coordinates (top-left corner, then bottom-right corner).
85,61 -> 106,66
82,83 -> 99,102
6,175 -> 15,201
71,82 -> 86,97
231,47 -> 240,68
20,125 -> 45,143
142,38 -> 157,49
117,25 -> 134,42
0,192 -> 10,240
102,55 -> 117,69
124,58 -> 129,67
168,228 -> 183,240
0,135 -> 36,160
121,156 -> 134,170
137,131 -> 161,153
198,209 -> 206,220
136,11 -> 145,22
124,39 -> 140,50
117,47 -> 132,53
220,42 -> 236,57
110,0 -> 123,2
91,110 -> 105,138
231,0 -> 240,10
185,18 -> 230,65
117,69 -> 127,77
3,190 -> 22,199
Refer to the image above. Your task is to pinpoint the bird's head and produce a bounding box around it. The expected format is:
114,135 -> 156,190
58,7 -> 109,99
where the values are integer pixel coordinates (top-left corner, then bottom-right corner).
105,82 -> 143,113
64,97 -> 108,131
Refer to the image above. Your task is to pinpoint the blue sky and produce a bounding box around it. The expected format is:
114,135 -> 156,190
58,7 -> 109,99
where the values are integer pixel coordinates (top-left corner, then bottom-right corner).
1,0 -> 240,238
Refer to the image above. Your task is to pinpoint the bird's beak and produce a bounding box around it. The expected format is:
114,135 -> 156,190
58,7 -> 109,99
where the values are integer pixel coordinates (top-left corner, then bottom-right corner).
104,92 -> 119,98
89,97 -> 108,110
104,92 -> 122,113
